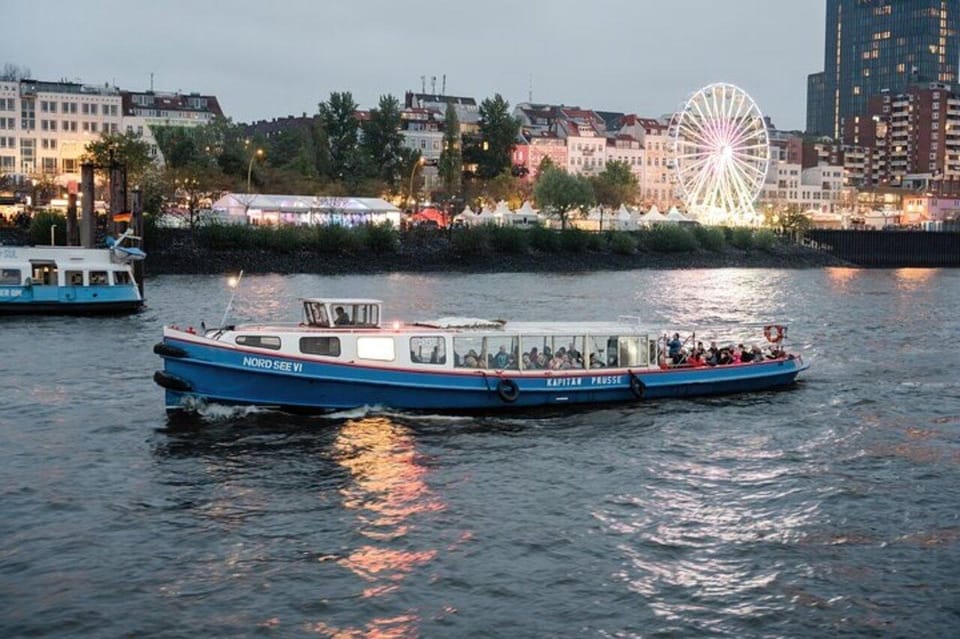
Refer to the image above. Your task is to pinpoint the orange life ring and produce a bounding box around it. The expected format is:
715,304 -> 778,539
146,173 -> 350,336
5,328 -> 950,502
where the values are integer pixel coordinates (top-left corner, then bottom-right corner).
763,325 -> 785,343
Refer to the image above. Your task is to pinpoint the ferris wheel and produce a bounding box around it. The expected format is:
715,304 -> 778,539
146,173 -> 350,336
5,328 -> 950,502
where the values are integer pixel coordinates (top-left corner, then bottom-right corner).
670,83 -> 770,225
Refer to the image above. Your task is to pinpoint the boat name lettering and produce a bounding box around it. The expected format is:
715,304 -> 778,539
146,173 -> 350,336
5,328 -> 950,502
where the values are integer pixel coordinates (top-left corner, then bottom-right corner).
242,355 -> 303,373
591,375 -> 623,385
546,377 -> 582,387
0,288 -> 23,297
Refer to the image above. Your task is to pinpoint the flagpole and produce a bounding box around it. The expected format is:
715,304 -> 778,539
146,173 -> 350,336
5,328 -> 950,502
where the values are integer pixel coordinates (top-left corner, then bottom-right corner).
220,270 -> 244,328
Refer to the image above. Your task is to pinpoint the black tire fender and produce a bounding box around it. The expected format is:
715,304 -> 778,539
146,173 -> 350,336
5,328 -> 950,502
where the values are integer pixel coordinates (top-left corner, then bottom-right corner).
496,378 -> 520,403
153,370 -> 193,392
153,342 -> 188,358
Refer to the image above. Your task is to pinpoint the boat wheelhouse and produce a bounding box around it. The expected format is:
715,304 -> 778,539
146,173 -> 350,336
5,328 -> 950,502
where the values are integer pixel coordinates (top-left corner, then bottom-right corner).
154,297 -> 808,413
0,234 -> 145,315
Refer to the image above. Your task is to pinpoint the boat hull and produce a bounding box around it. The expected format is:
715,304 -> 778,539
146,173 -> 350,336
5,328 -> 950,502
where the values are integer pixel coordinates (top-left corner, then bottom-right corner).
0,299 -> 144,315
155,335 -> 808,413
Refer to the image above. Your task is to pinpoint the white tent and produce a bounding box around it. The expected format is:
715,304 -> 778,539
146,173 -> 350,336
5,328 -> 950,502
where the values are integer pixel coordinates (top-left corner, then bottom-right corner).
517,200 -> 539,216
665,206 -> 690,224
613,205 -> 634,230
586,206 -> 603,221
455,206 -> 483,226
641,205 -> 668,225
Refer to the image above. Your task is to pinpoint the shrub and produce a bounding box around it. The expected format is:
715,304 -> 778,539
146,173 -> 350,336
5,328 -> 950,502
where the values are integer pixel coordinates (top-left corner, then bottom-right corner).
643,224 -> 698,252
693,225 -> 725,252
313,224 -> 359,254
754,229 -> 776,252
359,222 -> 399,254
28,211 -> 66,246
198,222 -> 257,250
559,227 -> 590,253
586,231 -> 608,252
488,225 -> 529,254
610,231 -> 637,255
729,227 -> 754,250
451,226 -> 490,257
527,224 -> 558,252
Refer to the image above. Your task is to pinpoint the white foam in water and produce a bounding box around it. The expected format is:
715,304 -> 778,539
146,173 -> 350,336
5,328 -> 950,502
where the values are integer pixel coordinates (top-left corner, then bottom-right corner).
189,400 -> 275,422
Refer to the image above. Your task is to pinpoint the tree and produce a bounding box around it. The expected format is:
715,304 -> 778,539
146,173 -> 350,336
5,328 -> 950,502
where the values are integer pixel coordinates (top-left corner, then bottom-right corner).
317,91 -> 360,181
360,94 -> 405,188
477,94 -> 521,179
591,160 -> 638,231
533,167 -> 595,230
0,63 -> 30,81
437,102 -> 462,196
83,131 -> 154,186
483,172 -> 523,209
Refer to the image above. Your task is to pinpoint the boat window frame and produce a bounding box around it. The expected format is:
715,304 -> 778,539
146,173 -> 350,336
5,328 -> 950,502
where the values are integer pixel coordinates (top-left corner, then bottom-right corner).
409,336 -> 447,365
235,335 -> 282,350
0,267 -> 21,285
89,270 -> 109,286
113,270 -> 132,285
299,336 -> 341,358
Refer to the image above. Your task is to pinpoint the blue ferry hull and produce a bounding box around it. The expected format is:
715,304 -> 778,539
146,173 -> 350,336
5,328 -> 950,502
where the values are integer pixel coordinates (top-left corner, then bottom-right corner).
155,336 -> 808,413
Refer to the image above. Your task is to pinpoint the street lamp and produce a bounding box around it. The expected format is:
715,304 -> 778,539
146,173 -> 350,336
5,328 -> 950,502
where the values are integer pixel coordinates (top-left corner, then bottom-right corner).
247,148 -> 264,193
408,156 -> 425,212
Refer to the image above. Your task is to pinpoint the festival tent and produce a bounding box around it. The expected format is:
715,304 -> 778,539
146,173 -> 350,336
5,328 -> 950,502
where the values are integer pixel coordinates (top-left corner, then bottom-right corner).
409,207 -> 447,227
665,206 -> 692,224
516,200 -> 539,216
613,205 -> 634,230
454,206 -> 483,226
641,205 -> 668,226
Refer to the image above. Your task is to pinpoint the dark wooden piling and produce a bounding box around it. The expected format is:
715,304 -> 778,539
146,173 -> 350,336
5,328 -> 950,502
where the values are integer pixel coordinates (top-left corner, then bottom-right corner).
66,192 -> 79,246
131,187 -> 145,298
80,163 -> 95,248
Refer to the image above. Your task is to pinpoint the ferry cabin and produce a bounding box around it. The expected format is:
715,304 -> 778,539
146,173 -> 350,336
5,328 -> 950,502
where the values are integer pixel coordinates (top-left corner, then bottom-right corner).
216,298 -> 658,374
0,245 -> 143,314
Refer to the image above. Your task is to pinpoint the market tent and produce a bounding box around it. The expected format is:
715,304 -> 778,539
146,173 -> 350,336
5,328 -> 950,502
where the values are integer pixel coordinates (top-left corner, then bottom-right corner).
641,205 -> 668,225
665,207 -> 690,224
410,207 -> 447,227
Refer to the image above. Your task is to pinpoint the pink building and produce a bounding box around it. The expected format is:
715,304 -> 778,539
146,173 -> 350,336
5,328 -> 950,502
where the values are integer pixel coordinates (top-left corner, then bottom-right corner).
513,131 -> 568,180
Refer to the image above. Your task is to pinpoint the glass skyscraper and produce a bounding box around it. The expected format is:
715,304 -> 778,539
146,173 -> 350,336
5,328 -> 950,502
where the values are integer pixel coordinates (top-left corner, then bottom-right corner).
806,0 -> 959,139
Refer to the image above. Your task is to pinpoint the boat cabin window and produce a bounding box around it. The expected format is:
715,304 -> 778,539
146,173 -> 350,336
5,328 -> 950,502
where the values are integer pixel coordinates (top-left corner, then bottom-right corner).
236,335 -> 282,350
586,336 -> 619,368
89,271 -> 109,285
357,336 -> 395,361
66,270 -> 84,286
618,337 -> 648,367
113,270 -> 132,285
0,268 -> 20,285
304,302 -> 330,327
520,335 -> 584,370
300,336 -> 340,357
339,303 -> 380,327
453,336 -> 487,369
484,335 -> 518,370
30,262 -> 57,285
410,336 -> 446,365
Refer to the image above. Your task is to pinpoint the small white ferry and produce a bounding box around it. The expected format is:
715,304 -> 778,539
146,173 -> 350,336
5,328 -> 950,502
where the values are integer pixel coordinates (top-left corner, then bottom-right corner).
154,297 -> 808,413
0,232 -> 145,315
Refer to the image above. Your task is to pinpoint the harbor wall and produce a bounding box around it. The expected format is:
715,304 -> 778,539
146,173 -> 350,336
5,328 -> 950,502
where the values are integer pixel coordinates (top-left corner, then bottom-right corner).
805,230 -> 960,267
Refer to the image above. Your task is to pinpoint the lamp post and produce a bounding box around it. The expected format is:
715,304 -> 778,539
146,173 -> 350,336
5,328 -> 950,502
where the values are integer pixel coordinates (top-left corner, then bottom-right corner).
246,148 -> 264,193
408,156 -> 425,212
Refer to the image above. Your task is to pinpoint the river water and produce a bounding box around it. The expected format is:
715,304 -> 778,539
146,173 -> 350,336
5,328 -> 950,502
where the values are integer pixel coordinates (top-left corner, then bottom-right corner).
1,268 -> 959,637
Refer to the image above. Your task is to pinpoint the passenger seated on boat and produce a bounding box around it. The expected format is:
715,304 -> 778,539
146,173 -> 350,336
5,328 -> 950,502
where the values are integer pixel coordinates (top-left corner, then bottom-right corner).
687,350 -> 705,367
334,306 -> 351,326
739,344 -> 754,363
590,353 -> 603,368
492,346 -> 511,369
705,341 -> 719,366
717,347 -> 733,366
751,345 -> 764,361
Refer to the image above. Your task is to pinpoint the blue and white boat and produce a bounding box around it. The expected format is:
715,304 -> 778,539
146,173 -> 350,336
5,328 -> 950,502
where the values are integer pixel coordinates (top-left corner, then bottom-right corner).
0,231 -> 145,315
153,297 -> 808,413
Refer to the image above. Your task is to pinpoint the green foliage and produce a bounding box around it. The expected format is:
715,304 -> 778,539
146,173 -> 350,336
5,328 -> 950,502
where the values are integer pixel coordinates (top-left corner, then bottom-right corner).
28,211 -> 66,246
358,222 -> 399,254
591,160 -> 638,210
477,94 -> 521,179
83,131 -> 154,184
437,103 -> 463,196
533,168 -> 594,229
586,232 -> 607,252
527,224 -> 559,252
754,229 -> 776,252
314,223 -> 360,254
610,231 -> 638,255
451,226 -> 490,257
693,225 -> 726,252
360,95 -> 406,188
730,227 -> 754,250
318,92 -> 360,181
642,224 -> 698,252
559,227 -> 590,253
488,225 -> 529,254
483,172 -> 522,208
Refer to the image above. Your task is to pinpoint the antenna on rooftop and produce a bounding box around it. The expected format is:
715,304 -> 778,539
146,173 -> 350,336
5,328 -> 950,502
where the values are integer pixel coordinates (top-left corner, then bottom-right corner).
442,74 -> 446,95
529,74 -> 533,102
149,72 -> 154,92
421,75 -> 426,93
431,76 -> 437,94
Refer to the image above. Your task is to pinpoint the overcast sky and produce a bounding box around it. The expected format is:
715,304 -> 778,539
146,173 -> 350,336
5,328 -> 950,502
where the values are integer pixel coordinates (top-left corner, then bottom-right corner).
8,0 -> 824,130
